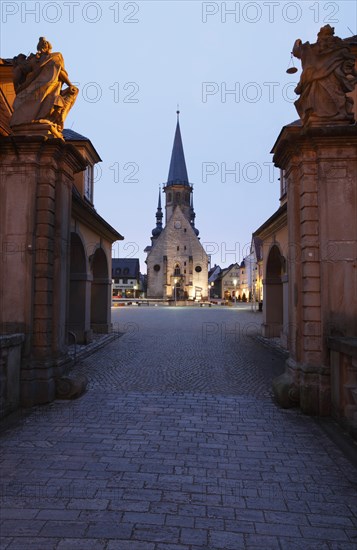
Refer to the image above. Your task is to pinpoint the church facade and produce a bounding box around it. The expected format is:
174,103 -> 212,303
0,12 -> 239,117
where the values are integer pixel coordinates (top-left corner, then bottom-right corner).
145,114 -> 209,301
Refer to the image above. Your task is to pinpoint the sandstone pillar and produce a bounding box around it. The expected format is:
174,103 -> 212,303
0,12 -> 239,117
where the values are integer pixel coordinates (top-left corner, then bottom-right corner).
272,125 -> 357,415
0,135 -> 86,406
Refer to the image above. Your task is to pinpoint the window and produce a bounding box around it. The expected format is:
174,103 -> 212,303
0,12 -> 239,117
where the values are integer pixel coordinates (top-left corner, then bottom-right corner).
176,192 -> 181,202
115,268 -> 121,275
153,264 -> 160,272
184,246 -> 187,250
123,267 -> 129,275
168,192 -> 172,202
280,169 -> 287,197
195,265 -> 202,273
174,264 -> 181,276
84,165 -> 94,202
177,246 -> 180,251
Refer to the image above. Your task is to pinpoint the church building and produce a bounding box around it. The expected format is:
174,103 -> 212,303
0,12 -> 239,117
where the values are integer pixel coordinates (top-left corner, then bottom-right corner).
145,113 -> 209,301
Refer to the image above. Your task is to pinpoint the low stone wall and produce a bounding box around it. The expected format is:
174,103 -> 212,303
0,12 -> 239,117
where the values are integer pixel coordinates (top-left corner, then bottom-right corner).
0,334 -> 25,418
328,337 -> 357,436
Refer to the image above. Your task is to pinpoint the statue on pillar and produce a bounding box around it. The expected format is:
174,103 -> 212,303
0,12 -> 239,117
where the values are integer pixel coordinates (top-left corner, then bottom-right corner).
292,25 -> 357,126
10,37 -> 79,138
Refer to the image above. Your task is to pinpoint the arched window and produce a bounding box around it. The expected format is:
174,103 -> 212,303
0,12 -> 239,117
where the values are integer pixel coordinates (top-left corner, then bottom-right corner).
176,192 -> 181,203
174,264 -> 181,276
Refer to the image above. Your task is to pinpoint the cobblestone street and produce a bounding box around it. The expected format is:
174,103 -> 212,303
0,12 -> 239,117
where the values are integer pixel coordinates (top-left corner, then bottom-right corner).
1,306 -> 356,549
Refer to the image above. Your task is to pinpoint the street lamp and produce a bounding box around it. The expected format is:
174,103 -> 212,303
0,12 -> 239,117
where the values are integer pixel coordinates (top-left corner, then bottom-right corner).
233,279 -> 237,304
134,284 -> 137,299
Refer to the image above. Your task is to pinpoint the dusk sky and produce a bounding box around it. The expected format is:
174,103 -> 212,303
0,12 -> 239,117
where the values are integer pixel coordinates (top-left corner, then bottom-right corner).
1,1 -> 356,272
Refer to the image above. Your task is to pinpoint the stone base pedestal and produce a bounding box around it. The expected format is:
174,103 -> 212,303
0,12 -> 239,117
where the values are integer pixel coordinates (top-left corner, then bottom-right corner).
10,122 -> 64,139
272,123 -> 357,419
0,135 -> 86,410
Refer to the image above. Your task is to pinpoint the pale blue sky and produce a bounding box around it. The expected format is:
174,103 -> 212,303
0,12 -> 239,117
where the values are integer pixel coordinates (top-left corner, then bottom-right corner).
1,1 -> 356,271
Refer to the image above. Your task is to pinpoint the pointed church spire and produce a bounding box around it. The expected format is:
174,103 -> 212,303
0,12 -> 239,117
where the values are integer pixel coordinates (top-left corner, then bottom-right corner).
152,186 -> 163,239
166,110 -> 190,186
156,186 -> 163,221
190,190 -> 199,236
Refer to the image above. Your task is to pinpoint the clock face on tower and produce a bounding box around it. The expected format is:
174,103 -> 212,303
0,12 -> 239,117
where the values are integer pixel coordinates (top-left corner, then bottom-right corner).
174,220 -> 182,229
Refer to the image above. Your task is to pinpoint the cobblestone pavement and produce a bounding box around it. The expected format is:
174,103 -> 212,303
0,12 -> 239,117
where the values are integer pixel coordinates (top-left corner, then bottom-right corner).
1,306 -> 356,550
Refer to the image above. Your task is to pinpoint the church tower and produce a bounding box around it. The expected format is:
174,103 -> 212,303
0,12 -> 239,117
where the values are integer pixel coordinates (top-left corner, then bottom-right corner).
145,112 -> 209,301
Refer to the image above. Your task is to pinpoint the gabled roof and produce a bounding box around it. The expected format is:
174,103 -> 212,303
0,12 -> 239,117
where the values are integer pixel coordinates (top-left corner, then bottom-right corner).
253,202 -> 287,237
63,128 -> 102,163
112,258 -> 140,278
166,113 -> 190,187
63,129 -> 89,141
72,186 -> 123,243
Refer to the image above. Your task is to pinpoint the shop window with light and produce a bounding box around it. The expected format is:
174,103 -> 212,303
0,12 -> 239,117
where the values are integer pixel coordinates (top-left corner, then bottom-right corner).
84,165 -> 94,203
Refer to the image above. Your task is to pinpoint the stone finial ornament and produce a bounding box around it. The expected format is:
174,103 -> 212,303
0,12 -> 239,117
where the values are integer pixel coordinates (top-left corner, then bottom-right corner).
10,37 -> 78,138
292,25 -> 357,126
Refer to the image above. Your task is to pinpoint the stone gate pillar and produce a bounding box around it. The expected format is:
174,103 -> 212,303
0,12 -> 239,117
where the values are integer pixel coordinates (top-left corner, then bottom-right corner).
0,135 -> 86,406
272,124 -> 357,415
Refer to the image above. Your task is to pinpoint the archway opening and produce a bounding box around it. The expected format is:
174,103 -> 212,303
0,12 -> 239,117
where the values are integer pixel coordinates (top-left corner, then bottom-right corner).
68,233 -> 87,343
91,248 -> 110,332
263,245 -> 284,338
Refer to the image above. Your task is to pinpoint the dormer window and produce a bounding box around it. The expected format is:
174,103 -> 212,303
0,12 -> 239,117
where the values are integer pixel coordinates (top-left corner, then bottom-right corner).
84,165 -> 94,203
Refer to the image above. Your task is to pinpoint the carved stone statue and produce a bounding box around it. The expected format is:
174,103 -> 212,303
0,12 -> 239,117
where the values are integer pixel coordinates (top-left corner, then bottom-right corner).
10,37 -> 78,138
293,25 -> 357,126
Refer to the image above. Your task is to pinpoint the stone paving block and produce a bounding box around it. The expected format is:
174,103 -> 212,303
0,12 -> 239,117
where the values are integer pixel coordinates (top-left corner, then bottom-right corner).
109,500 -> 149,512
67,498 -> 109,510
0,519 -> 46,537
264,510 -> 309,525
307,513 -> 355,527
131,525 -> 180,543
57,539 -> 106,549
209,529 -> 245,549
299,525 -> 350,541
255,521 -> 302,537
39,520 -> 89,537
180,527 -> 208,546
166,514 -> 195,528
207,505 -> 235,519
179,504 -> 207,517
36,509 -> 80,521
123,512 -> 165,525
107,542 -> 155,550
85,521 -> 133,539
278,537 -> 330,549
244,534 -> 281,548
224,519 -> 255,533
0,508 -> 39,520
7,538 -> 59,549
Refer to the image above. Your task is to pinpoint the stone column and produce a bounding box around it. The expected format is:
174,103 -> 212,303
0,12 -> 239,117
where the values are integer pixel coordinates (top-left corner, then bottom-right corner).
272,125 -> 357,415
0,135 -> 86,406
